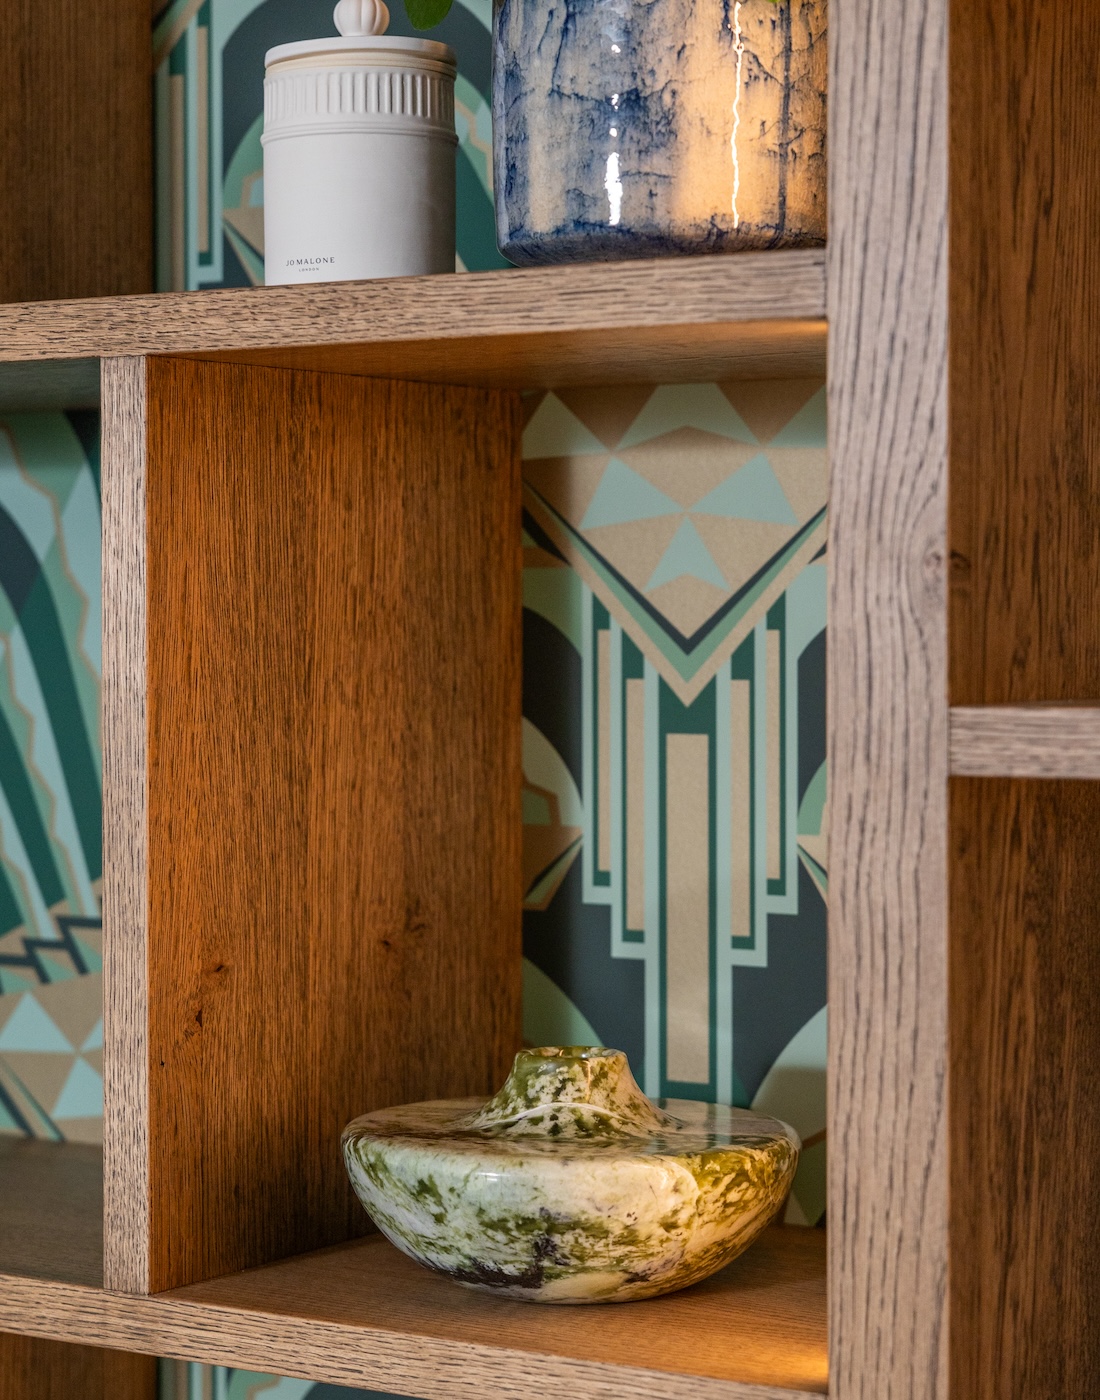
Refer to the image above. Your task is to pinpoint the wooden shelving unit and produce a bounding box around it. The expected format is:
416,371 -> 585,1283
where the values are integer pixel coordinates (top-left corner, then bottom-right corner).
2,0 -> 1099,1397
0,1146 -> 826,1398
0,252 -> 825,389
0,255 -> 829,1400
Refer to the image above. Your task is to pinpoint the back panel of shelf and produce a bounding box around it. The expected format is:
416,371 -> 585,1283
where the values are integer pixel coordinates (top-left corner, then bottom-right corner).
949,0 -> 1100,705
0,0 -> 152,304
0,1333 -> 155,1400
949,775 -> 1100,1397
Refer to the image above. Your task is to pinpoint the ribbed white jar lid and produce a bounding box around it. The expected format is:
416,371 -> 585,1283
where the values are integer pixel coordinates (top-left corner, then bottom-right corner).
266,34 -> 455,71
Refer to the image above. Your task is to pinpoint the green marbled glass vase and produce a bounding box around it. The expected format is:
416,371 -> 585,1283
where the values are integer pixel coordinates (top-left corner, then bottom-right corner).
342,1046 -> 799,1304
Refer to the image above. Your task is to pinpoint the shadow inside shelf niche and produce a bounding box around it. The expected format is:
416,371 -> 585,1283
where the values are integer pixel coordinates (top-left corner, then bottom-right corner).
0,359 -> 99,411
0,1138 -> 103,1286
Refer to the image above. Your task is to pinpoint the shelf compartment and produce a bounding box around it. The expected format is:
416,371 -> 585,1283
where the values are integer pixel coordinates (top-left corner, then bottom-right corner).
0,253 -> 825,389
102,356 -> 523,1293
0,1226 -> 826,1399
0,1139 -> 102,1287
949,705 -> 1100,778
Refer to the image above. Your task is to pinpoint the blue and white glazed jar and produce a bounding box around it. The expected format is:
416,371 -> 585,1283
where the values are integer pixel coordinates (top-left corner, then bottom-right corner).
493,0 -> 827,264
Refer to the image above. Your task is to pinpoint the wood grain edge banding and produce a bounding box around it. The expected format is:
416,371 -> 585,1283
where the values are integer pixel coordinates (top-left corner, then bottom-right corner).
0,1274 -> 811,1400
827,0 -> 949,1395
101,355 -> 150,1295
0,252 -> 825,362
949,707 -> 1100,778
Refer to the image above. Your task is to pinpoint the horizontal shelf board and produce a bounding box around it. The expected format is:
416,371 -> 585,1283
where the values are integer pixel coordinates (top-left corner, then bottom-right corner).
950,705 -> 1100,778
0,1227 -> 826,1400
0,253 -> 826,388
0,1138 -> 102,1287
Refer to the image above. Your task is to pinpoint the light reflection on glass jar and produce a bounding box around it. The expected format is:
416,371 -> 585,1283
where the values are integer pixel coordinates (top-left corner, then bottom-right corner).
493,0 -> 827,264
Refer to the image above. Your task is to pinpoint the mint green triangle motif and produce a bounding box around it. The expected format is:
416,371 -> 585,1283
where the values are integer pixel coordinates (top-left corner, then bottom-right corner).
51,1056 -> 102,1119
691,454 -> 798,525
525,479 -> 826,683
617,384 -> 758,448
645,518 -> 729,591
523,395 -> 607,458
0,993 -> 73,1052
580,458 -> 681,529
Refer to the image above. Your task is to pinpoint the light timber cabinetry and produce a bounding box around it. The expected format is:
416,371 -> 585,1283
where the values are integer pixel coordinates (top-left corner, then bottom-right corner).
2,0 -> 1099,1396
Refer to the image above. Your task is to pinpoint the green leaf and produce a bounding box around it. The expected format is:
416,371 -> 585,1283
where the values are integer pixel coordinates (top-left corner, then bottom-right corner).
404,0 -> 452,29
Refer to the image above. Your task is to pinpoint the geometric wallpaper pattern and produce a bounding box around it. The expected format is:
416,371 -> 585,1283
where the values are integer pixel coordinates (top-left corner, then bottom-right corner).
1,9 -> 826,1398
521,384 -> 828,1229
1,387 -> 826,1400
0,411 -> 104,1144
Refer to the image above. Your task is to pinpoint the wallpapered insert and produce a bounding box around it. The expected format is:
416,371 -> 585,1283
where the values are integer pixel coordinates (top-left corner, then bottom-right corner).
0,4 -> 827,1396
0,381 -> 827,1398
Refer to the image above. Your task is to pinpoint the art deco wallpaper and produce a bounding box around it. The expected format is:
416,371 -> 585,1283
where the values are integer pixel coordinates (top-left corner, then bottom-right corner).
0,411 -> 104,1142
0,4 -> 827,1395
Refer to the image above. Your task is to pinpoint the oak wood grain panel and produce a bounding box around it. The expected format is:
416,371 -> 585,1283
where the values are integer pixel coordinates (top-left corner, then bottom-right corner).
950,706 -> 1100,778
140,358 -> 522,1290
949,2 -> 1100,703
0,0 -> 152,302
950,779 -> 1100,1397
828,0 -> 949,1396
0,1335 -> 156,1400
101,357 -> 150,1295
0,254 -> 826,385
0,1228 -> 826,1399
0,1141 -> 102,1287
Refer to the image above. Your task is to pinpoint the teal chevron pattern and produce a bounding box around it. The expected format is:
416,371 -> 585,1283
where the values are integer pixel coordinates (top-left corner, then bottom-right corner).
0,412 -> 105,1142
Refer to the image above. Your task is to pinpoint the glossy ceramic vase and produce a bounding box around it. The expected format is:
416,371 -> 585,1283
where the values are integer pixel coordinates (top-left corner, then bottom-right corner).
342,1045 -> 799,1303
492,0 -> 827,264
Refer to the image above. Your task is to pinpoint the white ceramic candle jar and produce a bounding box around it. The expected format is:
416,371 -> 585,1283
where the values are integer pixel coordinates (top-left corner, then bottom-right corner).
262,0 -> 457,285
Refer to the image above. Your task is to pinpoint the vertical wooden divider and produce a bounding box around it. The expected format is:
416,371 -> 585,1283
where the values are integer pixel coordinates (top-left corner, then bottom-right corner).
949,0 -> 1100,705
828,0 -> 949,1396
102,356 -> 151,1295
103,355 -> 523,1293
0,1336 -> 156,1400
